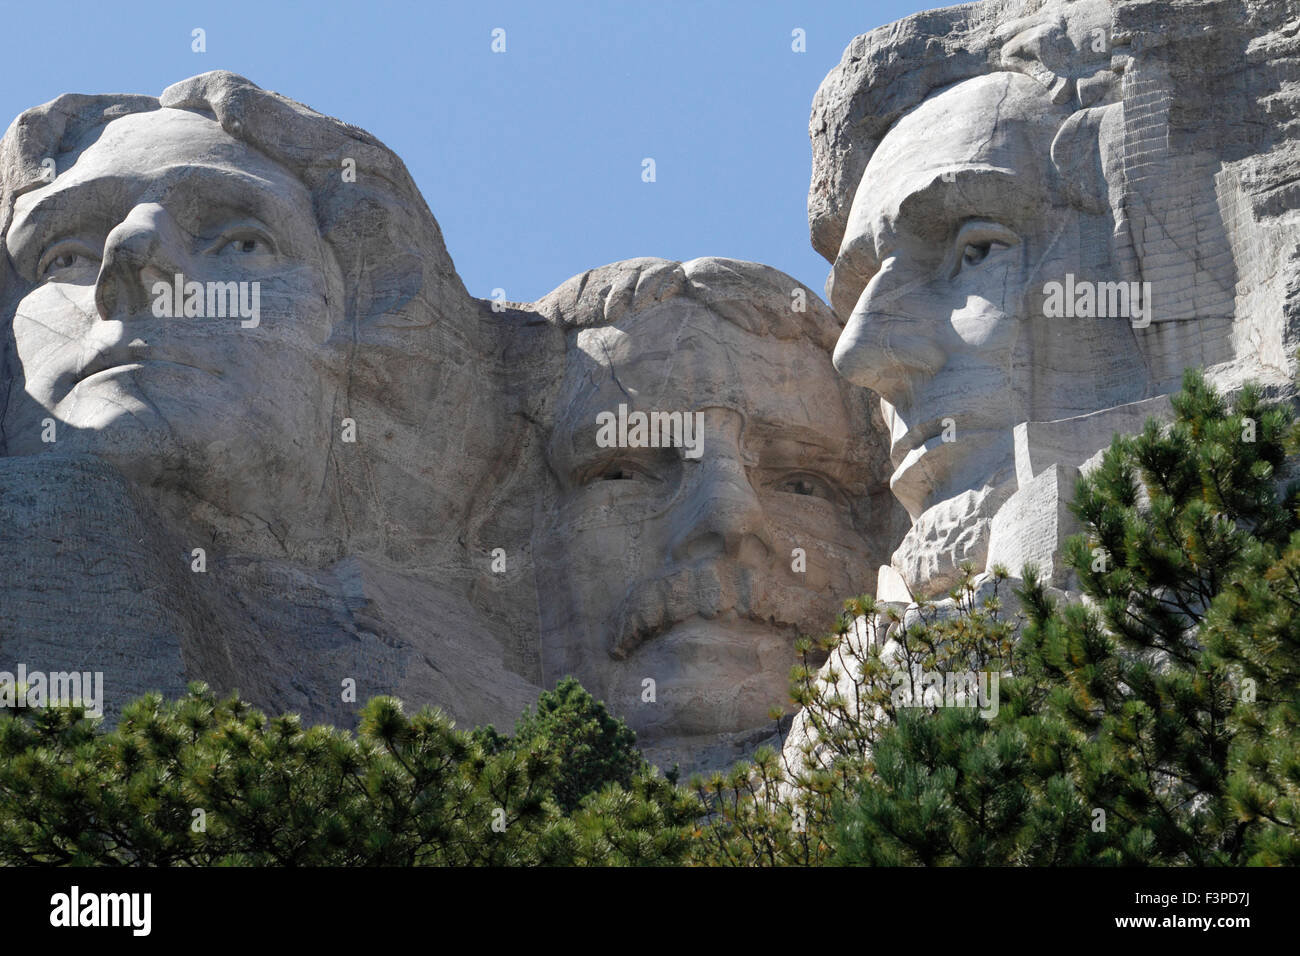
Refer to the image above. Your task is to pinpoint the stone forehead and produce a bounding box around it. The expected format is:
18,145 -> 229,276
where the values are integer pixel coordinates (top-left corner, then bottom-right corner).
889,72 -> 1062,148
0,70 -> 472,334
869,72 -> 1066,176
566,306 -> 836,384
23,108 -> 304,194
549,319 -> 856,471
1,72 -> 395,234
69,107 -> 259,155
808,0 -> 1115,263
852,71 -> 1069,235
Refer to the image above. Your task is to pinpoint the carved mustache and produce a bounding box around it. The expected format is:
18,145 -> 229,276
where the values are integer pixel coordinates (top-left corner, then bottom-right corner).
606,561 -> 824,659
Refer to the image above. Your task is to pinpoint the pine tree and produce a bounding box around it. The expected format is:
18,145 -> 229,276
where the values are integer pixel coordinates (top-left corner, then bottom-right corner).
0,680 -> 695,866
833,367 -> 1300,865
692,571 -> 1021,865
511,676 -> 647,814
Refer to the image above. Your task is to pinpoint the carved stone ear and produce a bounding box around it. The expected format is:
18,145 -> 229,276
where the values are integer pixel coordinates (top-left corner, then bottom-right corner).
1050,105 -> 1116,214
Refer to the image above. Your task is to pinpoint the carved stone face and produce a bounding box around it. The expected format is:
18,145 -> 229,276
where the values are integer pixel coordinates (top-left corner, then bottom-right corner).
535,298 -> 876,743
829,72 -> 1146,520
3,109 -> 344,540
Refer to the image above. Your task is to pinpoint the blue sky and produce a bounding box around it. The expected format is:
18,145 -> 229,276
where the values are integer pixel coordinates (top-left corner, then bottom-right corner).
1,0 -> 939,303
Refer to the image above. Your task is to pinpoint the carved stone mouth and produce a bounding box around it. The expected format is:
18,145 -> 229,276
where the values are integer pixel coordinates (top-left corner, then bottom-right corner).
74,342 -> 150,383
76,357 -> 140,383
609,609 -> 796,660
889,417 -> 948,469
73,347 -> 215,385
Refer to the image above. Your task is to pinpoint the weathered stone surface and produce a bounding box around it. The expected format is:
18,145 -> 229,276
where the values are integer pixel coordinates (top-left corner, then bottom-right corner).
0,455 -> 191,720
4,0 -> 1298,781
0,72 -> 551,737
875,563 -> 914,604
0,77 -> 904,774
786,0 -> 1300,775
530,256 -> 901,770
819,0 -> 1299,601
1012,395 -> 1172,488
985,464 -> 1080,587
890,481 -> 1014,597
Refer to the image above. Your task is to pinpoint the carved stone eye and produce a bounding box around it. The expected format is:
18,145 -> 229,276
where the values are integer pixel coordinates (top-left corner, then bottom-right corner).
778,475 -> 832,500
212,229 -> 274,257
220,237 -> 262,255
38,242 -> 99,278
962,240 -> 1010,269
950,222 -> 1019,278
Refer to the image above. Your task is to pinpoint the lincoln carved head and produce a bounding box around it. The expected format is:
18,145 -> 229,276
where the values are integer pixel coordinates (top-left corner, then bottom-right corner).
809,0 -> 1169,537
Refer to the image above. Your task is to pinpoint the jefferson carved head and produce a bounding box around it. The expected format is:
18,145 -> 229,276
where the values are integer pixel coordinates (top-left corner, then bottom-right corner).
0,71 -> 475,562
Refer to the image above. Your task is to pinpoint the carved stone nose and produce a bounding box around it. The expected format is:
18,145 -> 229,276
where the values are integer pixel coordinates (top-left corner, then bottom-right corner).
669,454 -> 773,565
833,256 -> 947,401
94,203 -> 183,321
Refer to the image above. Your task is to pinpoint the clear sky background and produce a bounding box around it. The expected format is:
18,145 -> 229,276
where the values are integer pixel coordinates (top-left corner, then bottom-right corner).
1,0 -> 940,303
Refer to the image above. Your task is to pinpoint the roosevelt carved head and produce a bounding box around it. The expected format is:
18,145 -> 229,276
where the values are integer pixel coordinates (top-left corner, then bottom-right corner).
532,257 -> 897,751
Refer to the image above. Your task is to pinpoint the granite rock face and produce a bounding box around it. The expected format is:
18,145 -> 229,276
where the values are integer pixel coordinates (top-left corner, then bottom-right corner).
784,0 -> 1300,771
530,256 -> 901,769
3,0 -> 1297,780
0,74 -> 902,773
816,0 -> 1300,603
0,73 -> 560,738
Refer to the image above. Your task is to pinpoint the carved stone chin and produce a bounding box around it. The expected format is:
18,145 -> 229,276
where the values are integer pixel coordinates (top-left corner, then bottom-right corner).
890,480 -> 1015,598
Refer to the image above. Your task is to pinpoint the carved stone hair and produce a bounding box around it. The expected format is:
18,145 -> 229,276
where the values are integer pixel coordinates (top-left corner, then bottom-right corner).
0,70 -> 468,337
534,256 -> 844,351
808,0 -> 1118,264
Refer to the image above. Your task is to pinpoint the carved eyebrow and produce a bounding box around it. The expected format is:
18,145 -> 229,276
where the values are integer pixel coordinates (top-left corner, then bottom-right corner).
837,228 -> 880,277
8,176 -> 124,270
889,166 -> 1036,245
833,166 -> 1025,281
10,163 -> 304,250
746,420 -> 859,475
153,166 -> 307,242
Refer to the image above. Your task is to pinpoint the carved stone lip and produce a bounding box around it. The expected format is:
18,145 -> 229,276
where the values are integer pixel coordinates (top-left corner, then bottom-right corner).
890,423 -> 1014,520
73,345 -> 216,384
888,435 -> 951,512
608,609 -> 795,660
889,416 -> 948,469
